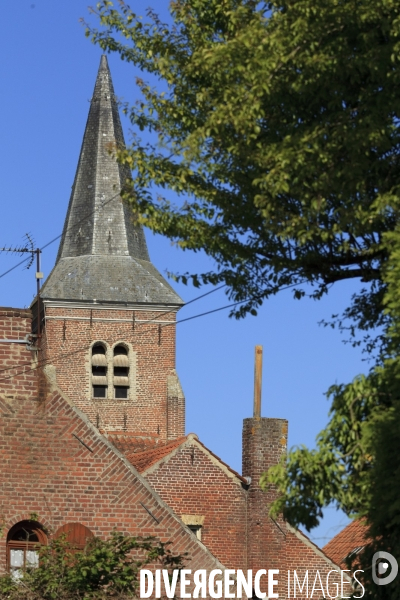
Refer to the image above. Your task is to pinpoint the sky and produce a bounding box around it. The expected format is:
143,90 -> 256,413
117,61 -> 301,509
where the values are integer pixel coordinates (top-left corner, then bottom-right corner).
0,1 -> 371,546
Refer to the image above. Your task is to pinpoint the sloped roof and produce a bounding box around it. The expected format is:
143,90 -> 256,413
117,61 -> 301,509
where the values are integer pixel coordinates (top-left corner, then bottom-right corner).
120,433 -> 249,484
105,431 -> 165,455
41,55 -> 182,307
323,520 -> 369,569
126,437 -> 187,472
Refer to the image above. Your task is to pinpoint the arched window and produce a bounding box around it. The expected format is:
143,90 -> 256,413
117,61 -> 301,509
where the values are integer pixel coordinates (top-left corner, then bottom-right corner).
113,345 -> 129,399
7,521 -> 47,577
91,344 -> 107,398
55,523 -> 94,552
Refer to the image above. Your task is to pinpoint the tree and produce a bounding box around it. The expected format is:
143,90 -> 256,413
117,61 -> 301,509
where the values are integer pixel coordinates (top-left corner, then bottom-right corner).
265,236 -> 400,596
0,531 -> 184,600
85,0 -> 400,335
85,1 -> 400,596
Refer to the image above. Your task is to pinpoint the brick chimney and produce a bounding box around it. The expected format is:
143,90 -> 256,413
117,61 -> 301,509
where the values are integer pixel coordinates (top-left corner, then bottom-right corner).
242,346 -> 288,574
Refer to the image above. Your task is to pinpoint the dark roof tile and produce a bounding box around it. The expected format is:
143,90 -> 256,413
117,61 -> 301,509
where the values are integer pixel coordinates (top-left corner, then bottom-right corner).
41,56 -> 182,307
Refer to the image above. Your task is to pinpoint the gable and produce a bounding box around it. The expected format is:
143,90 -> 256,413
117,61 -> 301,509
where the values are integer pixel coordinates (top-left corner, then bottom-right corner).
137,435 -> 248,570
0,366 -> 223,575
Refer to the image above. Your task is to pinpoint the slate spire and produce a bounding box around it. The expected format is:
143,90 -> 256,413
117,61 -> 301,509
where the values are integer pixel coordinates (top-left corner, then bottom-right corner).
41,56 -> 182,306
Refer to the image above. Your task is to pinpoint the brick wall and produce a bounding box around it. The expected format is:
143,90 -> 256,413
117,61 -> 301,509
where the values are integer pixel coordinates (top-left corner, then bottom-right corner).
143,437 -> 248,571
141,429 -> 346,598
242,417 -> 348,598
242,417 -> 288,580
0,309 -> 348,597
284,526 -> 347,599
41,305 -> 185,438
0,309 -> 36,402
0,330 -> 221,579
167,372 -> 185,440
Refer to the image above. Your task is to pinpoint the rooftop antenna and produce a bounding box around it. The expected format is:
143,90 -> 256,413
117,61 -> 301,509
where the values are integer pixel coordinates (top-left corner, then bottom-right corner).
0,233 -> 43,342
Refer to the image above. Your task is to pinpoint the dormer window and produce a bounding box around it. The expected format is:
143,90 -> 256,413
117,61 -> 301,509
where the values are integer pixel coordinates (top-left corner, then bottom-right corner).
113,345 -> 129,399
92,344 -> 107,398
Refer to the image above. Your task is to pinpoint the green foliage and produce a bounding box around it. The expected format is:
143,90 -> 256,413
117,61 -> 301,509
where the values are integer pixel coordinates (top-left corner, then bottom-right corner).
28,514 -> 39,523
264,238 -> 400,598
83,3 -> 400,596
85,0 -> 400,333
0,531 -> 185,600
264,366 -> 395,528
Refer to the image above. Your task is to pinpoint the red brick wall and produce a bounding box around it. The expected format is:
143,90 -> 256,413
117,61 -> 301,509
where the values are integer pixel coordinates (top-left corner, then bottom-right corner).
144,438 -> 248,571
41,305 -> 184,437
242,417 -> 288,580
143,434 -> 346,598
0,309 -> 347,597
0,309 -> 36,401
284,527 -> 347,599
0,355 -> 221,577
167,372 -> 185,440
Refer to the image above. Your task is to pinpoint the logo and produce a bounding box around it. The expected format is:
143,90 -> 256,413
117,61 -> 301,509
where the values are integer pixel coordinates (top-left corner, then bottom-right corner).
372,551 -> 398,586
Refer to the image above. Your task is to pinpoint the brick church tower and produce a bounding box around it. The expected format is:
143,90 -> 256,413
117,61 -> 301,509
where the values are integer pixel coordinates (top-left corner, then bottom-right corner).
38,56 -> 185,441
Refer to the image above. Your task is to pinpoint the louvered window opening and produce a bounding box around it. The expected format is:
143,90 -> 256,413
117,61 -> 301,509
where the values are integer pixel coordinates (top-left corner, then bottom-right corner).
92,344 -> 107,398
114,345 -> 129,399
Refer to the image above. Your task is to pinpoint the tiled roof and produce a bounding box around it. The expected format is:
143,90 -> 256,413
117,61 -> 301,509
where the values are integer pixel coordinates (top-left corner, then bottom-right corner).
121,433 -> 249,484
106,431 -> 165,455
323,520 -> 369,569
126,437 -> 187,472
41,55 -> 183,307
106,430 -> 249,483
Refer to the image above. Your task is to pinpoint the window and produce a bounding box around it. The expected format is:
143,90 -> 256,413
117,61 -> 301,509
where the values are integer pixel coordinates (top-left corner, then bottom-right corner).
7,521 -> 47,578
181,515 -> 204,541
92,344 -> 107,398
113,345 -> 129,399
90,342 -> 133,401
188,524 -> 202,540
55,523 -> 94,552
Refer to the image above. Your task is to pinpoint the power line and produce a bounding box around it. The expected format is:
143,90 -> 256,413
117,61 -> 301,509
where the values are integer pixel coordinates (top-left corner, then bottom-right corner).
0,285 -> 226,379
0,281 -> 305,383
138,283 -> 226,327
0,255 -> 33,280
0,188 -> 123,280
162,281 -> 306,328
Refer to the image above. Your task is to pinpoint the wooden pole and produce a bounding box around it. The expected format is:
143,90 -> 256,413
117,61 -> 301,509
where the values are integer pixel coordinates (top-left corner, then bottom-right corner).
253,345 -> 263,417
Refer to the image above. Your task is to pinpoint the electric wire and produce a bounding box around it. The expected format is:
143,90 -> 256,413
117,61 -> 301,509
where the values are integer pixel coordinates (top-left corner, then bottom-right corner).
0,281 -> 306,384
161,281 -> 306,328
0,256 -> 34,280
0,188 -> 123,280
0,183 -> 226,327
138,283 -> 226,327
0,284 -> 227,379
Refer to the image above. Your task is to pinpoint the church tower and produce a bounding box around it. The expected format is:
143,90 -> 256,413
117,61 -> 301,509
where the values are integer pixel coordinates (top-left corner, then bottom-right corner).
39,56 -> 185,443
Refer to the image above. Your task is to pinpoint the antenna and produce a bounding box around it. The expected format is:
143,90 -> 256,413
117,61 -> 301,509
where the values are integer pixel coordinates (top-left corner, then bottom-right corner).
0,233 -> 43,342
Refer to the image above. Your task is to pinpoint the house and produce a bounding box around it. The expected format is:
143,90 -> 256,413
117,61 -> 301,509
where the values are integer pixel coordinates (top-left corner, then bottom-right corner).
0,56 -> 348,597
323,520 -> 369,570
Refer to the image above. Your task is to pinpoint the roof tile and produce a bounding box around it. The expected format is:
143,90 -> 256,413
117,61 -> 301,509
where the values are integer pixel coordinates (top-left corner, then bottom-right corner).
126,437 -> 187,472
323,520 -> 369,569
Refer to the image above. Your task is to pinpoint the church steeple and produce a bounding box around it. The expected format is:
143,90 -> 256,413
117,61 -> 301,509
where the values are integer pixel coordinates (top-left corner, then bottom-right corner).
41,56 -> 182,307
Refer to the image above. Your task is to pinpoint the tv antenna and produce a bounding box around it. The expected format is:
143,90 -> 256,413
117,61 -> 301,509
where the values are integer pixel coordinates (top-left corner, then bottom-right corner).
0,233 -> 43,341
